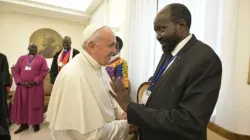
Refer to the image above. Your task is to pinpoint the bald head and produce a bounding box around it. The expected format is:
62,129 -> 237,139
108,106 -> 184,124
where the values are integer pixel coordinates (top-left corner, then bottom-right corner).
158,3 -> 191,29
28,43 -> 38,55
82,25 -> 116,66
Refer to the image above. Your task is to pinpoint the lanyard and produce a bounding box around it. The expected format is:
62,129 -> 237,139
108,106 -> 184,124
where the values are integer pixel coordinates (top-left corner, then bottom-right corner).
26,54 -> 36,66
148,55 -> 177,90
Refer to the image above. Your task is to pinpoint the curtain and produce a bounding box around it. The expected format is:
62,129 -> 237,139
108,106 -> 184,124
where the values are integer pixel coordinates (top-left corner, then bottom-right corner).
215,0 -> 239,134
120,0 -> 157,100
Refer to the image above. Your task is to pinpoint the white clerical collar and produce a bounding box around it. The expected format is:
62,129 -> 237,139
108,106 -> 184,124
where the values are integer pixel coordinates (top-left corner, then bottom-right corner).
82,50 -> 102,70
171,34 -> 192,56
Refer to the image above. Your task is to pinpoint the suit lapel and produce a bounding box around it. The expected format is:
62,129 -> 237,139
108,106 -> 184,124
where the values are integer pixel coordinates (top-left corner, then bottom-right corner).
146,35 -> 198,105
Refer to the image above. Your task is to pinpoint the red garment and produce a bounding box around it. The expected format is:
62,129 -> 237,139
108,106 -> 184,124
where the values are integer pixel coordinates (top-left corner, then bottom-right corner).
58,50 -> 71,71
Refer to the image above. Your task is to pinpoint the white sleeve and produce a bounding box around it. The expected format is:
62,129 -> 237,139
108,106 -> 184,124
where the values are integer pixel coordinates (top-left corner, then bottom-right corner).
100,120 -> 129,140
51,129 -> 102,140
114,100 -> 125,120
51,120 -> 129,140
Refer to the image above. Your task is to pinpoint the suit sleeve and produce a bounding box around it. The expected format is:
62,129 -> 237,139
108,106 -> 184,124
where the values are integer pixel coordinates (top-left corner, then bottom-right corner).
127,52 -> 222,137
50,52 -> 60,84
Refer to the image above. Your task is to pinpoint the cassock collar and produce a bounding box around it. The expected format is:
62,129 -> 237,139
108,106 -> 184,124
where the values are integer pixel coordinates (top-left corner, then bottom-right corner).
82,50 -> 102,70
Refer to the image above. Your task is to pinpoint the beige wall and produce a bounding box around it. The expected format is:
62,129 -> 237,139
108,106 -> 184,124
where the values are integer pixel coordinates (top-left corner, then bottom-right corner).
0,11 -> 85,68
89,0 -> 108,25
0,11 -> 85,90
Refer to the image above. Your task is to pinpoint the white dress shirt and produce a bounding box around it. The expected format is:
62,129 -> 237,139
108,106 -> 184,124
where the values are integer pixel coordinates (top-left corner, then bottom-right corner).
163,34 -> 192,73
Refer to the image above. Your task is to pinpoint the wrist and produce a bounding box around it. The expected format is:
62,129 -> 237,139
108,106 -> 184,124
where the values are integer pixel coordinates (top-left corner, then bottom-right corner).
123,102 -> 130,112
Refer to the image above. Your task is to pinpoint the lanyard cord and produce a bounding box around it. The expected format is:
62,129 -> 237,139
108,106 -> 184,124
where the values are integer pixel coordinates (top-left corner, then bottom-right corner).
148,54 -> 177,90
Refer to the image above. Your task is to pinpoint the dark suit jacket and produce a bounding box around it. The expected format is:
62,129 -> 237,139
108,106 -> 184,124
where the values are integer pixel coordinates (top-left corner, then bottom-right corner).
0,53 -> 10,88
0,74 -> 10,140
50,48 -> 79,84
127,35 -> 222,140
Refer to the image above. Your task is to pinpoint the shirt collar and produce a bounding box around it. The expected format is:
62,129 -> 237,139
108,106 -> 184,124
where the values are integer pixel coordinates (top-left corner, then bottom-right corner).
82,50 -> 102,70
171,34 -> 192,56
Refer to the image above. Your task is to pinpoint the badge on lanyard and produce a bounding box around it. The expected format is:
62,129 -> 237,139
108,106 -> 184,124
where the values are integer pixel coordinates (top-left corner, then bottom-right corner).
140,55 -> 177,105
25,65 -> 31,70
141,90 -> 151,105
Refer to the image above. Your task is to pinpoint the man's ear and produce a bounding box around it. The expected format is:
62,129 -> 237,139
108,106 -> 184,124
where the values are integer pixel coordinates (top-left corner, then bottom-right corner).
177,19 -> 186,33
87,41 -> 96,53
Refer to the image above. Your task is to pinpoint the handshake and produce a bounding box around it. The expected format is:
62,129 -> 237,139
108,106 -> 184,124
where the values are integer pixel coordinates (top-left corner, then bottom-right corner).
122,112 -> 138,134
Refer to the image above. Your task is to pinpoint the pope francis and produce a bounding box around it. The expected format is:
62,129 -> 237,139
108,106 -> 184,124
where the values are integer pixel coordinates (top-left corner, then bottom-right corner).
46,24 -> 129,140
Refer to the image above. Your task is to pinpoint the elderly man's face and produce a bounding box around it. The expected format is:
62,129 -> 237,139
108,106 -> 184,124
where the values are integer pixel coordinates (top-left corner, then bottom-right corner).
86,27 -> 117,66
95,38 -> 116,66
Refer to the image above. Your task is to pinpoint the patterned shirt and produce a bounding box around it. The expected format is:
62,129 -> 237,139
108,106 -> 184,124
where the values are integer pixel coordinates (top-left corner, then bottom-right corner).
105,58 -> 129,88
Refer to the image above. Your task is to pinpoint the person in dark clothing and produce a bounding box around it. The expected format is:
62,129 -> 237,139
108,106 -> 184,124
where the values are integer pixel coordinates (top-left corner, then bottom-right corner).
0,73 -> 11,140
0,53 -> 10,92
0,53 -> 11,127
110,3 -> 222,140
50,36 -> 79,84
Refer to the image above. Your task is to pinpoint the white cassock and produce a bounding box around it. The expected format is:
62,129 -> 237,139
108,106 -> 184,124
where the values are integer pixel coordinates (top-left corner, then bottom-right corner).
46,24 -> 128,140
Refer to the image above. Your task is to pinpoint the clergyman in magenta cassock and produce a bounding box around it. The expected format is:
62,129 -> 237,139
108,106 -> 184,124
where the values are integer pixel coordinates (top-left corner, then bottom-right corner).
10,44 -> 48,134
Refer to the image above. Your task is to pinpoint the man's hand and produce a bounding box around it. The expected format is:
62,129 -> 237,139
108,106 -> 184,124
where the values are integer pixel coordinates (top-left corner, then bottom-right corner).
109,78 -> 130,112
129,124 -> 138,134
